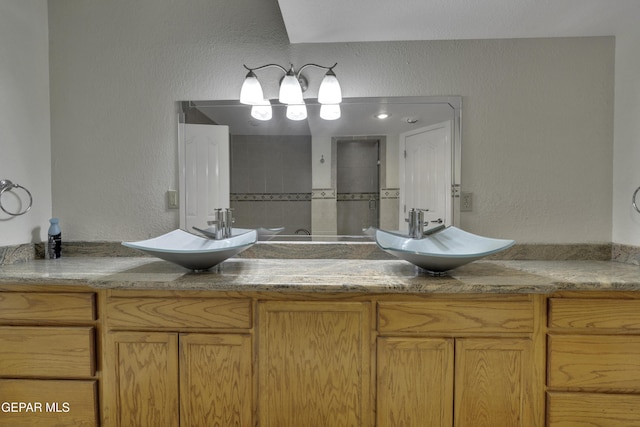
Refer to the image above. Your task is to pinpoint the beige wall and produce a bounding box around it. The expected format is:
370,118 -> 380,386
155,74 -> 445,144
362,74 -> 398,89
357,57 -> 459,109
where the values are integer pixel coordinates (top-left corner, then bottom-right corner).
0,1 -> 51,245
46,0 -> 616,244
613,26 -> 640,246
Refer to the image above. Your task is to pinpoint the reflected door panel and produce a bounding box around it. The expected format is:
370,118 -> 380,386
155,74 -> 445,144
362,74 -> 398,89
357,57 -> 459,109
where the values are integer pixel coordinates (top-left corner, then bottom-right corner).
400,121 -> 452,232
181,124 -> 230,231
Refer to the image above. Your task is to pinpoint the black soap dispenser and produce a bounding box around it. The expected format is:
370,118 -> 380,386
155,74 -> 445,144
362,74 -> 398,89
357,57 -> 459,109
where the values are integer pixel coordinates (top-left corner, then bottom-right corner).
47,217 -> 61,259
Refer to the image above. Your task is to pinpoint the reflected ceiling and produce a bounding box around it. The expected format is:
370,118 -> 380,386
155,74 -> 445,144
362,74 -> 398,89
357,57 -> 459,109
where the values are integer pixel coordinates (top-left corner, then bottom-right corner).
190,97 -> 457,137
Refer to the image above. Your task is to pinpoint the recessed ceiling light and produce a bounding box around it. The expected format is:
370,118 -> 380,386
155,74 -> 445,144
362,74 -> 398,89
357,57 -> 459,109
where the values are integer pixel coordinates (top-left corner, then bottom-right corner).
375,113 -> 390,119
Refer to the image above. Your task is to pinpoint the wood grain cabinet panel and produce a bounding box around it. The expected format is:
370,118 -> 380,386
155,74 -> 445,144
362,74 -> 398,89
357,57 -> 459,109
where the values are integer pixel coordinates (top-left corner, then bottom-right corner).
455,338 -> 536,427
0,292 -> 95,322
107,332 -> 180,427
106,332 -> 253,427
549,298 -> 640,330
378,299 -> 534,334
0,326 -> 95,377
0,379 -> 98,427
106,297 -> 251,330
258,301 -> 371,427
377,337 -> 454,427
548,334 -> 640,391
547,391 -> 640,426
179,333 -> 252,427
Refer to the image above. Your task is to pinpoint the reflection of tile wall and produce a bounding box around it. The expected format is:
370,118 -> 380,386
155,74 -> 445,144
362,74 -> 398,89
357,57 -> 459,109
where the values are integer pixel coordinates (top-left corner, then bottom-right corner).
380,188 -> 400,231
231,193 -> 311,202
312,188 -> 336,199
230,134 -> 312,233
311,196 -> 337,235
230,134 -> 311,194
337,192 -> 378,201
231,199 -> 311,235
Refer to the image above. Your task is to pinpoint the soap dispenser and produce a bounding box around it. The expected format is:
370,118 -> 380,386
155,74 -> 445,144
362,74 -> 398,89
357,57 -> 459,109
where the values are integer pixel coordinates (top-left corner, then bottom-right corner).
47,217 -> 61,259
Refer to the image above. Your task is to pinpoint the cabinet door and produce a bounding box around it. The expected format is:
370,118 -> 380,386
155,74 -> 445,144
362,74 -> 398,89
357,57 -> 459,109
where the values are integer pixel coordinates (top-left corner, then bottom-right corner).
258,301 -> 371,427
180,334 -> 252,427
455,338 -> 536,427
106,332 -> 180,427
377,337 -> 454,427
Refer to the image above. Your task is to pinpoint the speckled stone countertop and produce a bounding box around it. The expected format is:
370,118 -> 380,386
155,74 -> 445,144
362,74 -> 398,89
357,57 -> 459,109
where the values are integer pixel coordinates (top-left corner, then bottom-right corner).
1,257 -> 639,294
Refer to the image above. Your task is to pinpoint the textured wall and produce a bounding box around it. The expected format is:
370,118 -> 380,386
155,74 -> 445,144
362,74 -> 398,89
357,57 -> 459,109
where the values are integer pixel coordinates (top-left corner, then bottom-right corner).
48,0 -> 615,243
0,1 -> 51,245
613,27 -> 640,246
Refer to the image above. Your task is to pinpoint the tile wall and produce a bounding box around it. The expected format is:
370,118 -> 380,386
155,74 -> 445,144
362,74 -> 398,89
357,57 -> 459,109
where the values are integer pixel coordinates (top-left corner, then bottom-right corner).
230,134 -> 312,234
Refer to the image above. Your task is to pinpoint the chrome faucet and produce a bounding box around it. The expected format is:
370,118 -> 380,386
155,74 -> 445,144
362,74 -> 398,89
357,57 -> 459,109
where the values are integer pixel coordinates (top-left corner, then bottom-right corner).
207,208 -> 234,239
406,208 -> 446,239
407,208 -> 426,239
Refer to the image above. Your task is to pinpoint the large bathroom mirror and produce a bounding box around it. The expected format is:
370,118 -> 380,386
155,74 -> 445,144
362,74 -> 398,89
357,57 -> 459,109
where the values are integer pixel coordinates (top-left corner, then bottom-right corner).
178,96 -> 461,240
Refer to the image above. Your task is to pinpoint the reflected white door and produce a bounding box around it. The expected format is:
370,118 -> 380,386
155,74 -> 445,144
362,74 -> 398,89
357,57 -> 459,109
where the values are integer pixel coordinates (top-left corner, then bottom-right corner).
179,124 -> 230,231
399,121 -> 452,232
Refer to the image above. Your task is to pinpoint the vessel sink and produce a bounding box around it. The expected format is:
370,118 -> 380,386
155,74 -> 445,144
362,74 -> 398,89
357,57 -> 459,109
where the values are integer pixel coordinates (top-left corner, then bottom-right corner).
255,227 -> 285,241
374,226 -> 514,274
122,229 -> 257,271
192,226 -> 283,241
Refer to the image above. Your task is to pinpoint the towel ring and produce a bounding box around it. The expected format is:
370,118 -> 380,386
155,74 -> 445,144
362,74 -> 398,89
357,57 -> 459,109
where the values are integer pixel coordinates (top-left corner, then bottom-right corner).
633,186 -> 640,214
0,179 -> 33,216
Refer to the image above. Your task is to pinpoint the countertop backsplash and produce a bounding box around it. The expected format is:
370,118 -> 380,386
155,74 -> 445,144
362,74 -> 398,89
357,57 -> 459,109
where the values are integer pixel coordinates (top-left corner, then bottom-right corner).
0,240 -> 630,265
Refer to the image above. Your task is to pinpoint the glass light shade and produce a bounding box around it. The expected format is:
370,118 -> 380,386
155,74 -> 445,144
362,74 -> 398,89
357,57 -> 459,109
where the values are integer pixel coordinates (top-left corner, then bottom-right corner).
251,100 -> 272,121
286,104 -> 307,121
317,71 -> 342,104
279,73 -> 304,105
319,104 -> 341,120
240,71 -> 264,105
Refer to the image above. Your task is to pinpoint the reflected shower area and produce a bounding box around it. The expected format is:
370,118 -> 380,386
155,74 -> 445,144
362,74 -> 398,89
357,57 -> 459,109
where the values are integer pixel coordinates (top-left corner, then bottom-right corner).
336,139 -> 380,235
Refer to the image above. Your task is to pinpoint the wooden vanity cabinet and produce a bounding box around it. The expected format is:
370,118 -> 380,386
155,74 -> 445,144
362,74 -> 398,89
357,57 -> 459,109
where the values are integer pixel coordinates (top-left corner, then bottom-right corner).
377,295 -> 545,427
257,301 -> 372,427
547,294 -> 640,426
0,288 -> 99,427
103,293 -> 253,427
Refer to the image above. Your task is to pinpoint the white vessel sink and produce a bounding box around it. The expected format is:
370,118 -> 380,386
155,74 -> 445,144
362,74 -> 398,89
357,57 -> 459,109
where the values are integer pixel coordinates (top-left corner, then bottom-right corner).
122,229 -> 257,271
375,226 -> 514,274
192,226 -> 283,241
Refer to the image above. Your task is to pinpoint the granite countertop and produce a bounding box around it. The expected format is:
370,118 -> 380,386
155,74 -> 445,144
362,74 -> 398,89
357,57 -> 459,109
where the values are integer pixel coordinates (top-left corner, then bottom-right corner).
1,257 -> 639,293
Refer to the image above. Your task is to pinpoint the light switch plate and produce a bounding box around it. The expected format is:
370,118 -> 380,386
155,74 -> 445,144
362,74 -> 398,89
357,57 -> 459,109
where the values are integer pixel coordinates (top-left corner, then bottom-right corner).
167,190 -> 179,209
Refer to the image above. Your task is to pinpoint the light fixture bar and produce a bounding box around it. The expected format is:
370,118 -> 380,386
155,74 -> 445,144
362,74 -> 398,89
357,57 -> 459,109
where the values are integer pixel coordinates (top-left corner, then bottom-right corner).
240,62 -> 341,120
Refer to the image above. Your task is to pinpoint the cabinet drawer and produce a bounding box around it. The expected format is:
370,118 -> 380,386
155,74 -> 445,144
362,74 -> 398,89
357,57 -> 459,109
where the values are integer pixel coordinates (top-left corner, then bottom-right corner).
0,326 -> 95,377
0,379 -> 97,427
0,292 -> 95,322
549,298 -> 640,330
378,299 -> 534,334
548,334 -> 640,391
547,391 -> 640,426
107,297 -> 251,330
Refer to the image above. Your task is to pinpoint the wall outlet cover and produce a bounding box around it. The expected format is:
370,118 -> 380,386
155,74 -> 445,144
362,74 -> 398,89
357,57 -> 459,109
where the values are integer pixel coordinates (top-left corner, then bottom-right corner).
461,192 -> 473,212
167,190 -> 179,209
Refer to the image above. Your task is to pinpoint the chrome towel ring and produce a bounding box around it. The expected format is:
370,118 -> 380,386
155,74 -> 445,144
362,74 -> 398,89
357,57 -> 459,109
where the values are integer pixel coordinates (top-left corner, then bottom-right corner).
0,179 -> 33,216
634,185 -> 640,214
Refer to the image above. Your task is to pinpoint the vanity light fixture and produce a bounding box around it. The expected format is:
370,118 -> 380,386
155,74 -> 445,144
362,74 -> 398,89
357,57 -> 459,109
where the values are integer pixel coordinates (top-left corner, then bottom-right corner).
250,99 -> 272,121
320,104 -> 341,120
240,62 -> 342,121
286,104 -> 307,121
